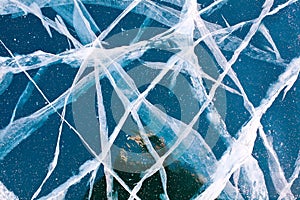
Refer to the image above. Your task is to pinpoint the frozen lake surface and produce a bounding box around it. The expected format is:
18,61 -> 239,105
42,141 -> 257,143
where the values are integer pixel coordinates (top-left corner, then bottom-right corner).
0,0 -> 299,199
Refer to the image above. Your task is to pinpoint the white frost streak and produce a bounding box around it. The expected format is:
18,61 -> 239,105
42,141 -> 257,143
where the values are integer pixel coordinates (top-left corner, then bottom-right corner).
0,0 -> 299,200
0,181 -> 19,200
258,24 -> 282,61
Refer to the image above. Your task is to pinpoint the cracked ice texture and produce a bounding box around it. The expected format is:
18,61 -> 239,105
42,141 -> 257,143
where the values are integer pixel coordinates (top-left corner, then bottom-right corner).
0,0 -> 299,199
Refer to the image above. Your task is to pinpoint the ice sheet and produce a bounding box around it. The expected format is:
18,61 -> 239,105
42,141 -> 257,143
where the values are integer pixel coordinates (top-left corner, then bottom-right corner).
0,0 -> 299,199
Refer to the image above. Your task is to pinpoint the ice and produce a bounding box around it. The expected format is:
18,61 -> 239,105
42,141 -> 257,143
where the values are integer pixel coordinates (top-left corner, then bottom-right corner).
0,0 -> 299,199
0,181 -> 19,200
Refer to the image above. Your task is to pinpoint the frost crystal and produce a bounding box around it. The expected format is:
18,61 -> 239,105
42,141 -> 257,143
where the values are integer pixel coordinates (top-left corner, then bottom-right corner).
0,0 -> 299,199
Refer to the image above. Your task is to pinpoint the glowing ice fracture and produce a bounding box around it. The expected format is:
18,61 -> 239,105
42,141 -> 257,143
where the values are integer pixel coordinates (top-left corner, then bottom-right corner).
0,0 -> 299,199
